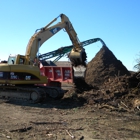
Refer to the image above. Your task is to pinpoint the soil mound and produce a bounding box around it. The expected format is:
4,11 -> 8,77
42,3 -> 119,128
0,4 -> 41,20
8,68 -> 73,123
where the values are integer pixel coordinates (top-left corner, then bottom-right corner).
85,45 -> 131,87
72,45 -> 140,112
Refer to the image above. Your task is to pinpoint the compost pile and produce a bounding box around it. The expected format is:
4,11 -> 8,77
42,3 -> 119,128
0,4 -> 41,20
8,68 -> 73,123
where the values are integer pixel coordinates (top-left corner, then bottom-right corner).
75,45 -> 140,111
85,45 -> 131,87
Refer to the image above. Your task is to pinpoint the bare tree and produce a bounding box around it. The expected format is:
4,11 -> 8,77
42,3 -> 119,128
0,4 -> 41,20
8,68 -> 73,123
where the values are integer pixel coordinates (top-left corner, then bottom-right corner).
134,53 -> 140,71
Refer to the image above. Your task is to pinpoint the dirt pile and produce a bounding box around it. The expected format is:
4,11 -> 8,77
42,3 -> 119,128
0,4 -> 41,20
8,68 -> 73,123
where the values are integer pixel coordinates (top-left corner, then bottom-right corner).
82,74 -> 140,111
74,45 -> 140,111
85,45 -> 131,87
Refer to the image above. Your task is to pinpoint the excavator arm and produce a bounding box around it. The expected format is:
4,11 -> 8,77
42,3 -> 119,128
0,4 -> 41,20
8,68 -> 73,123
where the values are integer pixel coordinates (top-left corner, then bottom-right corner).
25,14 -> 86,67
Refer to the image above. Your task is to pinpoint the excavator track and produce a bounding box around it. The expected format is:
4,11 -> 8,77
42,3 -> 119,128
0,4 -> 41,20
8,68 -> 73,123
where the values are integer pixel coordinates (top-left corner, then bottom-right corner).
0,85 -> 65,103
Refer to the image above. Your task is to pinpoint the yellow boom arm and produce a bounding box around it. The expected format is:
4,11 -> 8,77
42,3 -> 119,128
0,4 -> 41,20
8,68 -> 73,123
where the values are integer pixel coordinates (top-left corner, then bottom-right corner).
25,13 -> 86,66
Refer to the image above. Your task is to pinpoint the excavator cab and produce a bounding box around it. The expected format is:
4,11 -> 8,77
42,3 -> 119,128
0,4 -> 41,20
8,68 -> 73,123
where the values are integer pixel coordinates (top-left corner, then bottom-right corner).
7,55 -> 25,65
7,56 -> 16,64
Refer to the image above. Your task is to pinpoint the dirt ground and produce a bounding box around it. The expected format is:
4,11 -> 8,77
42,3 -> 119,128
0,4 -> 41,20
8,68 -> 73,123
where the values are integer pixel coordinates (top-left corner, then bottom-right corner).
0,93 -> 140,140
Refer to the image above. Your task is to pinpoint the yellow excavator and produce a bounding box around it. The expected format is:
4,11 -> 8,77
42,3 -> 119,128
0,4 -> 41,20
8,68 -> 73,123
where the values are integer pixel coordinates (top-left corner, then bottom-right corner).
0,13 -> 87,103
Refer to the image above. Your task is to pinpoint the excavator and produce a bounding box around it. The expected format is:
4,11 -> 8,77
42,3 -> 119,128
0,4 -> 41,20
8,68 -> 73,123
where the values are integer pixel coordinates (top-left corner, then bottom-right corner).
0,13 -> 87,103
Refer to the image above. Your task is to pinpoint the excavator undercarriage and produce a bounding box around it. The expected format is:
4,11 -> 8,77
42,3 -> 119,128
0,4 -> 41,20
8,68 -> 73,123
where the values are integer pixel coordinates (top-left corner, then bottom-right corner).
0,85 -> 65,103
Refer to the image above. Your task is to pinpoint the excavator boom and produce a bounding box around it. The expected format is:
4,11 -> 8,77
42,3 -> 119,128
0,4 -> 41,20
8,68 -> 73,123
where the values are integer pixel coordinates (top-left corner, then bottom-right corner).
25,14 -> 86,67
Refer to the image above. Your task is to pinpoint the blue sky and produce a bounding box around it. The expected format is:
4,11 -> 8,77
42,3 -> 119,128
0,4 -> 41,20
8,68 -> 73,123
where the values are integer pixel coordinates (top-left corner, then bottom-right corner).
0,0 -> 140,71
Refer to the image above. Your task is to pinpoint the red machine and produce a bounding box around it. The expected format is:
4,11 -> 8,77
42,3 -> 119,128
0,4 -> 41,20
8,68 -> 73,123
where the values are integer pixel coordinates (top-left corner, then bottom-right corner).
40,61 -> 74,90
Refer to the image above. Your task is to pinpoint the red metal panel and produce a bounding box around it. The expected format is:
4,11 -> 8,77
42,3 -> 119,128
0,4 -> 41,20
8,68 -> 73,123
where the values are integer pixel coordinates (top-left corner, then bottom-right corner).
40,66 -> 73,86
62,67 -> 72,82
45,67 -> 53,79
54,67 -> 61,80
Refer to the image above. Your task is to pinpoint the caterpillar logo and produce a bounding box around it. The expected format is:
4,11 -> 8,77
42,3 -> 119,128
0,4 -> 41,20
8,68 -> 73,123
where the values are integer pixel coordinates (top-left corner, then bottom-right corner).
50,27 -> 61,34
25,76 -> 31,80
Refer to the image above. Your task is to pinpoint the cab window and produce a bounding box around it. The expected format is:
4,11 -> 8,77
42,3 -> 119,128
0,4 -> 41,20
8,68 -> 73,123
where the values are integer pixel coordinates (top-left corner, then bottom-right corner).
19,58 -> 24,64
8,57 -> 16,64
